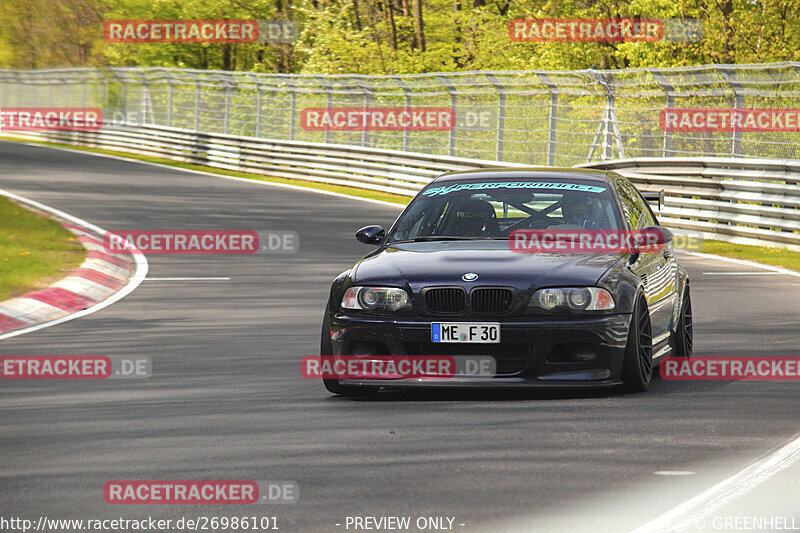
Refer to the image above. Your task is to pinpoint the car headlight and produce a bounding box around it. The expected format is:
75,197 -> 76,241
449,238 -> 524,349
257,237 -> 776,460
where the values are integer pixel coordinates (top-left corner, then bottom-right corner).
528,287 -> 615,312
341,286 -> 411,311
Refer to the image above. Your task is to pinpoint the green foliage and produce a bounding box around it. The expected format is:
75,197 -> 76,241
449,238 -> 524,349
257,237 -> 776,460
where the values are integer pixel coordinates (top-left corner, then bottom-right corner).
1,0 -> 799,73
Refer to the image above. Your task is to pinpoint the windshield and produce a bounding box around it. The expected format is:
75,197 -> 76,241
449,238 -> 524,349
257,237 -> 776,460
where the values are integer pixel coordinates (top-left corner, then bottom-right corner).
387,179 -> 623,242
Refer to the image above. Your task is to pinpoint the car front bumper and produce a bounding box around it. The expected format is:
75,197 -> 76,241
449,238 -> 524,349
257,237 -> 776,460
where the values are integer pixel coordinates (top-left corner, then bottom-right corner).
328,312 -> 633,388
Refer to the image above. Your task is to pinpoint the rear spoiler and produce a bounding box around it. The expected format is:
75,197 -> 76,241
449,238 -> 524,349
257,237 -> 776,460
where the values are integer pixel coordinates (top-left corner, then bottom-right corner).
640,190 -> 665,211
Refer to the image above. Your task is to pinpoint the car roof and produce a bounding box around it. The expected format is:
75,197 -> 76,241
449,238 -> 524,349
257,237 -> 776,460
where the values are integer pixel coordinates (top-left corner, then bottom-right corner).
431,167 -> 614,184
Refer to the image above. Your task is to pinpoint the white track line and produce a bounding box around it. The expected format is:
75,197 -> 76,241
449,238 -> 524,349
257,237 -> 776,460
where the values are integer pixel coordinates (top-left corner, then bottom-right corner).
631,251 -> 800,532
631,433 -> 800,532
701,271 -> 784,276
680,250 -> 800,278
144,277 -> 230,281
0,188 -> 148,341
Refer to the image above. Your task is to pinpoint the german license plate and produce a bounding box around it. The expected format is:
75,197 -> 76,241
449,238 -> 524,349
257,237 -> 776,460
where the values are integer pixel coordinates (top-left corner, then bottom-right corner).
431,323 -> 500,343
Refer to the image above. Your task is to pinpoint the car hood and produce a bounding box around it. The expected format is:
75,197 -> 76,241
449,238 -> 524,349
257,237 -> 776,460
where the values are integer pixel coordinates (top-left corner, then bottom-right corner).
352,241 -> 624,290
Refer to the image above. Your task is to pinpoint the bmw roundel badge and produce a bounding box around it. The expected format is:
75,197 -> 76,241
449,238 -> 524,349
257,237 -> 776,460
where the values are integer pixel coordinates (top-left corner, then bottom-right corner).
462,273 -> 479,282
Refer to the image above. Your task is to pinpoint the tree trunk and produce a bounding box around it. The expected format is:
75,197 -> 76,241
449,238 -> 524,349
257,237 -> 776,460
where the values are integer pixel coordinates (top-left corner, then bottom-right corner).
719,0 -> 735,63
353,0 -> 363,31
222,44 -> 232,70
386,0 -> 398,50
412,0 -> 425,51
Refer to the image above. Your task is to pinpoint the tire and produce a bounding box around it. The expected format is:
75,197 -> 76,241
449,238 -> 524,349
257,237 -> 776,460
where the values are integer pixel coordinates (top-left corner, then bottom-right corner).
621,294 -> 654,393
320,311 -> 379,397
672,285 -> 693,358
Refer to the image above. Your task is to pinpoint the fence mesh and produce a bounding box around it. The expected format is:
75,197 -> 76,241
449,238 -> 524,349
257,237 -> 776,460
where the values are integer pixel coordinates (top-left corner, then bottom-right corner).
2,62 -> 800,166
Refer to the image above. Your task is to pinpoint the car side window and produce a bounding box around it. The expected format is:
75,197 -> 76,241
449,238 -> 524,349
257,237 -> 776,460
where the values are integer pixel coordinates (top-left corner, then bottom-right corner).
615,179 -> 656,230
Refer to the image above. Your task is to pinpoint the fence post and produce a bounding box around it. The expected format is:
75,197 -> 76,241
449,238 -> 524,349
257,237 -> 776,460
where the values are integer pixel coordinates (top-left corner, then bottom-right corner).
138,71 -> 151,125
537,72 -> 559,166
716,66 -> 743,157
279,76 -> 298,141
355,77 -> 371,147
317,76 -> 332,144
586,70 -> 624,162
99,71 -> 108,117
191,74 -> 200,131
48,73 -> 57,108
649,69 -> 675,157
121,79 -> 127,122
486,73 -> 506,162
438,75 -> 457,156
167,76 -> 174,127
224,82 -> 231,135
393,77 -> 412,152
290,81 -> 297,141
256,82 -> 263,138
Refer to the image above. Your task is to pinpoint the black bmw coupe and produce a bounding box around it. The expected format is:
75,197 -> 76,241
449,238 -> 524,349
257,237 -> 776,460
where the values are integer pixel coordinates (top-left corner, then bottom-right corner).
321,168 -> 693,395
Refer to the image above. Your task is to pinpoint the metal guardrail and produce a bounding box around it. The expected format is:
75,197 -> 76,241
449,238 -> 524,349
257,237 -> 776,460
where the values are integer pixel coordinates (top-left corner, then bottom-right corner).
580,158 -> 800,248
5,63 -> 800,165
5,125 -> 799,250
6,124 -> 521,197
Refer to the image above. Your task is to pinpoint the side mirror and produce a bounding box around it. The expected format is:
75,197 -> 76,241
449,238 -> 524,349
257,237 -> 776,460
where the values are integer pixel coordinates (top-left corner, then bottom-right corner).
643,225 -> 673,243
355,225 -> 385,245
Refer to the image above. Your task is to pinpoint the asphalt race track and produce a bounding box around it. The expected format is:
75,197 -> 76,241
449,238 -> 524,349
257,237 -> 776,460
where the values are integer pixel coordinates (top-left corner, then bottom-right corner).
2,140 -> 800,532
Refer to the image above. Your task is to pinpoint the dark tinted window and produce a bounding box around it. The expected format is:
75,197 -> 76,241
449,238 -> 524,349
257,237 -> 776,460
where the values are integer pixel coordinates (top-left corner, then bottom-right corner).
388,179 -> 623,241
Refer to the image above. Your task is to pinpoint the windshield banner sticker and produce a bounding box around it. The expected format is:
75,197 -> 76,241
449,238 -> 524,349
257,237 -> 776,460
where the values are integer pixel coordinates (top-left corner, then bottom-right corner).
422,182 -> 607,196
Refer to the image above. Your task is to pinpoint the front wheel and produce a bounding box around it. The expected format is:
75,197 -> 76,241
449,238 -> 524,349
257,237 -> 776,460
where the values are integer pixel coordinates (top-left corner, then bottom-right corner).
320,311 -> 379,397
621,295 -> 653,393
672,285 -> 693,358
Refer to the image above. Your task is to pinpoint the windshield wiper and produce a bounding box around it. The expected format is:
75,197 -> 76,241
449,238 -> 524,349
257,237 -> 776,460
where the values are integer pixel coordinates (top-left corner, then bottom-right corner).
387,236 -> 484,244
